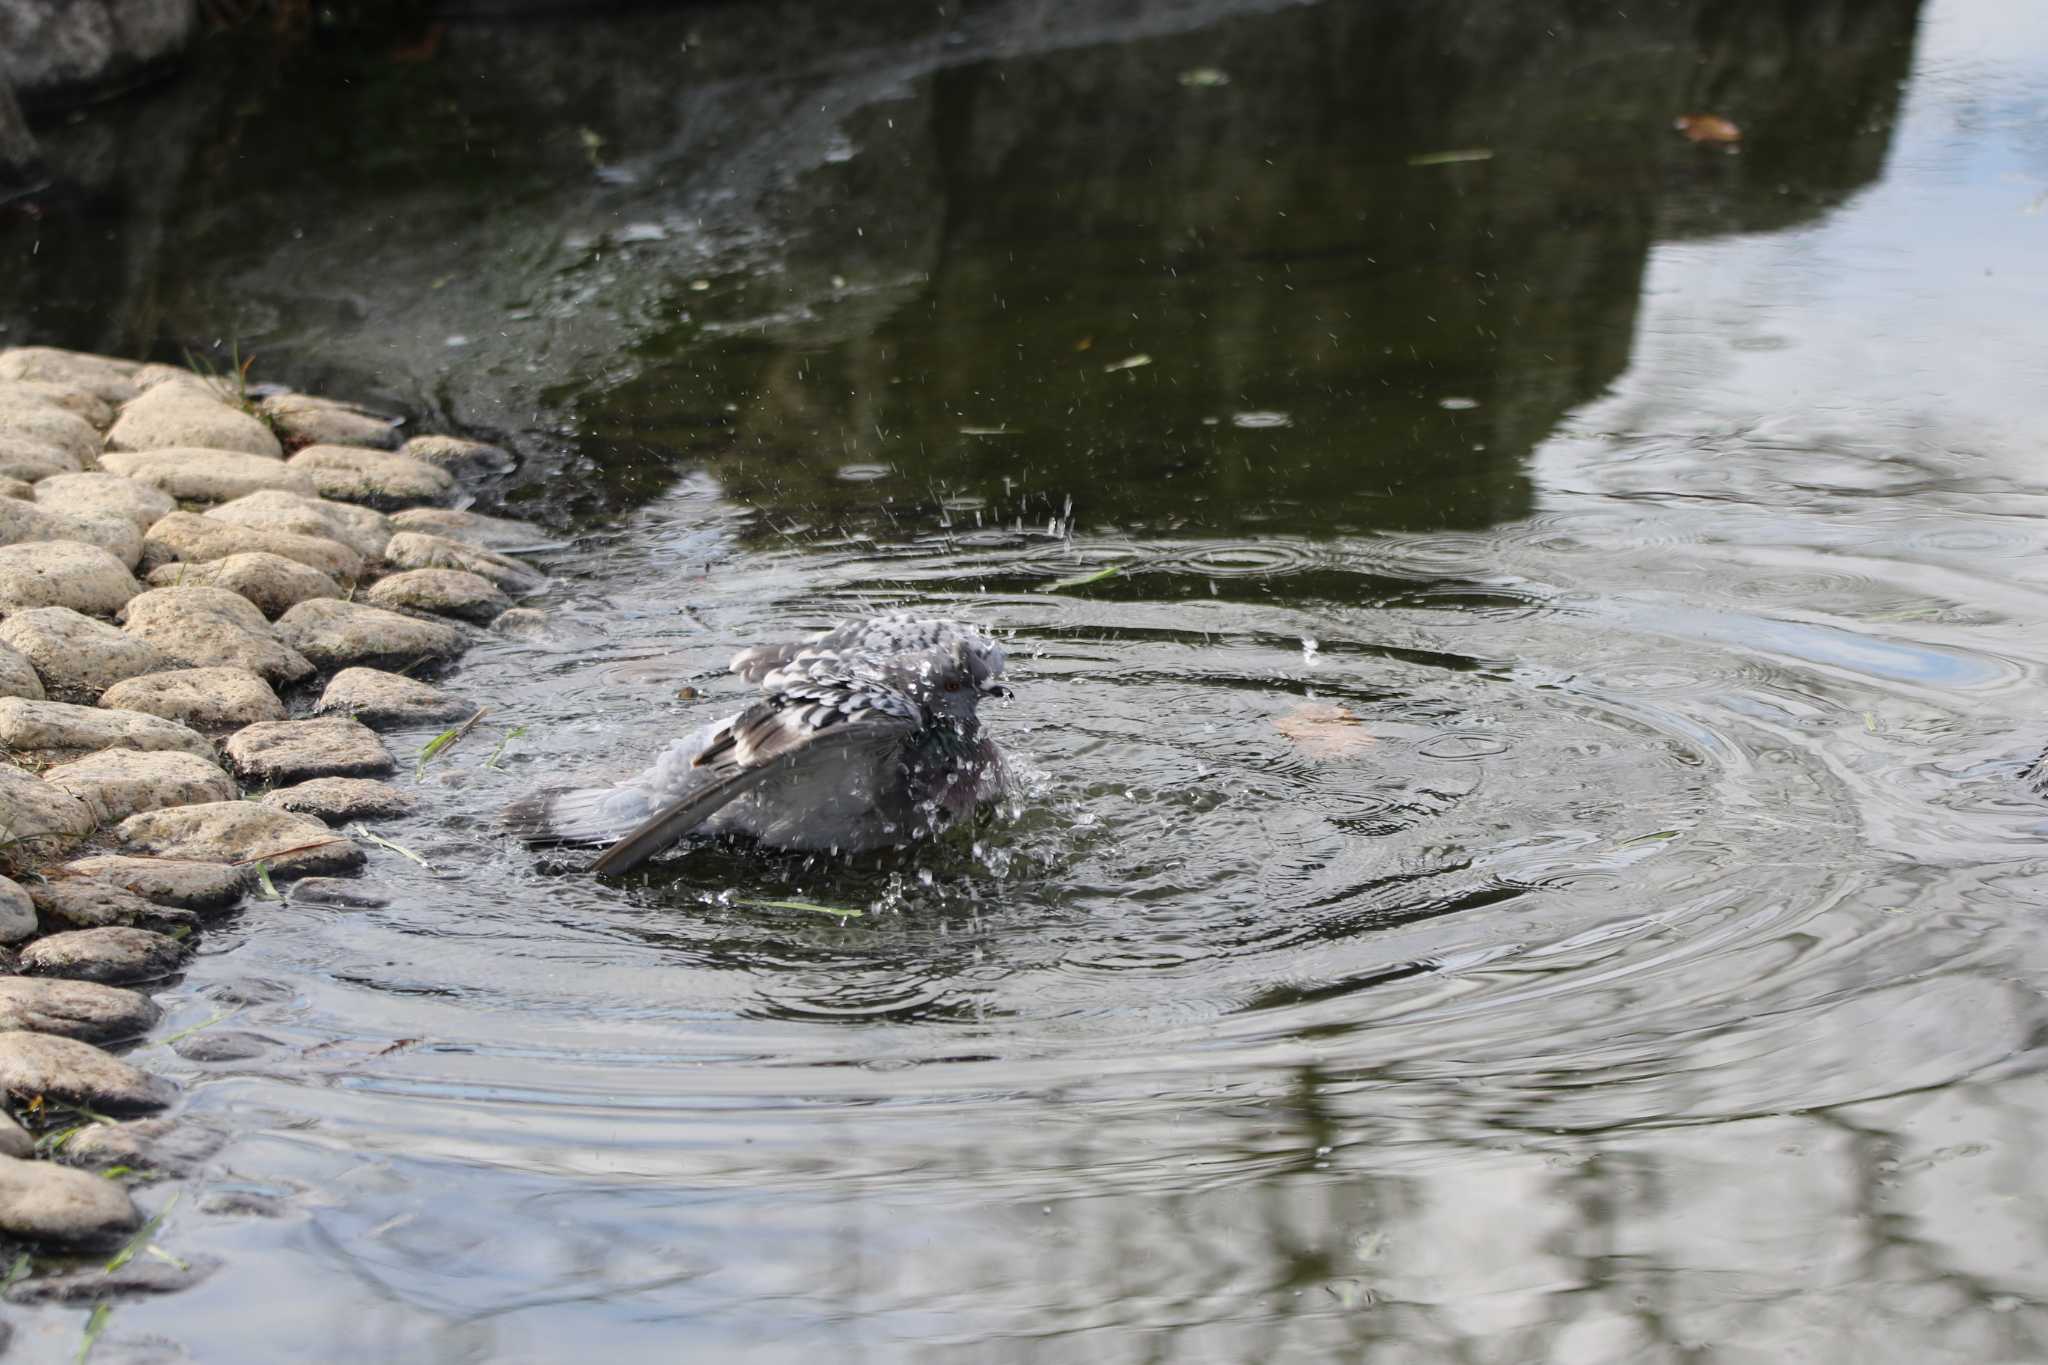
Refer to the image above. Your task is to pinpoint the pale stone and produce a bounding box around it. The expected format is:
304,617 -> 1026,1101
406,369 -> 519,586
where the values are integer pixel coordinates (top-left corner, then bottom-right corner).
118,585 -> 315,684
0,640 -> 43,702
0,767 -> 98,857
260,393 -> 400,449
116,801 -> 364,877
316,667 -> 472,728
0,434 -> 81,483
27,878 -> 196,935
275,598 -> 466,670
0,476 -> 29,500
102,447 -> 315,503
262,776 -> 415,823
287,445 -> 454,509
0,1152 -> 142,1249
0,496 -> 143,568
382,530 -> 544,593
0,1032 -> 173,1113
0,397 -> 100,469
0,697 -> 213,760
107,382 -> 282,457
366,566 -> 508,623
0,540 -> 137,614
0,977 -> 159,1042
19,927 -> 187,986
145,551 -> 341,617
142,509 -> 362,580
0,875 -> 33,943
0,1112 -> 27,1159
397,434 -> 514,476
490,607 -> 551,640
61,1117 -> 222,1176
33,470 -> 174,531
388,505 -> 555,552
224,717 -> 393,784
99,665 -> 284,730
0,381 -> 114,430
205,489 -> 391,559
42,749 -> 236,823
0,348 -> 141,405
61,855 -> 250,911
0,607 -> 169,696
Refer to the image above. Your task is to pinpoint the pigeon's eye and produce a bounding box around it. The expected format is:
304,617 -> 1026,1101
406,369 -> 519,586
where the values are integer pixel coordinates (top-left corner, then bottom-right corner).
944,679 -> 961,693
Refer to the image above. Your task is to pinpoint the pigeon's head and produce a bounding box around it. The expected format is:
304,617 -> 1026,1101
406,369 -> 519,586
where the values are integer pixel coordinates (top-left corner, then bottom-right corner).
892,635 -> 1010,735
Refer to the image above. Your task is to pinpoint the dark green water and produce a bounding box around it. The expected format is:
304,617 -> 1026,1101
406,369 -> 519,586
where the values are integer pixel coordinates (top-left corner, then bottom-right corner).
7,1 -> 2048,1360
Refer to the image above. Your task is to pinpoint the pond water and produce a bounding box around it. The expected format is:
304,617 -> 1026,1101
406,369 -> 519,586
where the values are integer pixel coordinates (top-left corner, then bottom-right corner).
6,0 -> 2048,1359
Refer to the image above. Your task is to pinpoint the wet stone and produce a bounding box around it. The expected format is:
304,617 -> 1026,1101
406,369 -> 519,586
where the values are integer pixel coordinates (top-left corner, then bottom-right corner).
225,717 -> 394,784
0,1031 -> 173,1113
32,470 -> 175,532
275,598 -> 466,670
0,641 -> 40,701
62,855 -> 250,911
0,495 -> 143,568
0,607 -> 169,697
142,509 -> 362,580
99,665 -> 285,731
106,382 -> 282,458
0,768 -> 97,858
117,802 -> 364,878
490,607 -> 552,640
205,489 -> 392,560
29,879 -> 198,937
263,777 -> 415,824
315,666 -> 472,729
119,585 -> 315,685
173,1030 -> 272,1063
41,750 -> 236,824
260,393 -> 401,449
382,530 -> 546,593
0,975 -> 160,1043
0,1152 -> 141,1249
366,566 -> 509,623
145,550 -> 342,618
7,1250 -> 222,1301
0,876 -> 34,944
398,433 -> 515,476
289,877 -> 388,909
19,927 -> 188,986
0,697 -> 214,761
63,1116 -> 224,1175
0,540 -> 140,615
287,445 -> 454,509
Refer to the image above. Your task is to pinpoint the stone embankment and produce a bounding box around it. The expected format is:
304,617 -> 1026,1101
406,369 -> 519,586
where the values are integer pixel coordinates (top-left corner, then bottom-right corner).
0,346 -> 547,1266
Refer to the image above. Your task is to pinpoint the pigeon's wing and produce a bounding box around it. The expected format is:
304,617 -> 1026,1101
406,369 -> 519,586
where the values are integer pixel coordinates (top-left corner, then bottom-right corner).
589,675 -> 921,876
729,616 -> 976,688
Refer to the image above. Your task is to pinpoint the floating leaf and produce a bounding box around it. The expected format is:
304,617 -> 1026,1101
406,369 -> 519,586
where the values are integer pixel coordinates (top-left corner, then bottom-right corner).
252,861 -> 280,902
156,1008 -> 239,1050
484,724 -> 530,771
352,825 -> 432,871
1178,67 -> 1231,88
1407,147 -> 1494,166
3,1252 -> 28,1289
737,898 -> 864,920
1674,114 -> 1741,144
1040,563 -> 1126,592
77,1303 -> 111,1363
958,426 -> 1016,436
1103,354 -> 1152,373
1274,703 -> 1377,759
105,1195 -> 178,1274
416,707 -> 488,782
1617,829 -> 1681,849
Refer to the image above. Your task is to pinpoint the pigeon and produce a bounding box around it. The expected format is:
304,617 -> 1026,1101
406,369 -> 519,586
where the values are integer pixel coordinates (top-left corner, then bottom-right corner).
506,615 -> 1012,875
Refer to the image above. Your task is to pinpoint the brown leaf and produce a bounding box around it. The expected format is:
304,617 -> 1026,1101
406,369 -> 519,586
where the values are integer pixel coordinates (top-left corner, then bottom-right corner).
1274,703 -> 1377,759
1674,114 -> 1742,144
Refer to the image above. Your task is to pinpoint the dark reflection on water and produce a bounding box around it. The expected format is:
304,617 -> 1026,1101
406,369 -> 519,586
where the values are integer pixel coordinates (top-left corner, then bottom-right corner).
11,0 -> 2048,1361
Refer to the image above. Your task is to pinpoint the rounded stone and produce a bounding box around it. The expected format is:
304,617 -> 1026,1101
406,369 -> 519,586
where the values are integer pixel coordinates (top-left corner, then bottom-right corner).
116,801 -> 364,878
143,509 -> 362,580
274,598 -> 466,670
287,445 -> 453,509
0,347 -> 142,405
315,667 -> 473,729
61,855 -> 251,911
0,606 -> 169,697
366,567 -> 509,623
0,875 -> 34,944
0,640 -> 41,702
102,447 -> 313,504
490,607 -> 551,640
100,665 -> 285,731
18,927 -> 189,986
262,777 -> 416,824
0,398 -> 99,469
204,490 -> 391,560
41,749 -> 237,823
0,1031 -> 174,1113
0,697 -> 213,761
397,435 -> 515,476
0,540 -> 140,614
382,530 -> 545,593
0,767 -> 97,858
0,434 -> 82,482
28,877 -> 196,935
0,977 -> 158,1043
32,470 -> 174,532
145,550 -> 342,617
0,494 -> 143,568
106,383 -> 282,458
118,585 -> 315,685
0,1152 -> 142,1249
260,394 -> 401,449
224,717 -> 394,784
0,381 -> 115,430
0,1111 -> 28,1159
388,506 -> 553,552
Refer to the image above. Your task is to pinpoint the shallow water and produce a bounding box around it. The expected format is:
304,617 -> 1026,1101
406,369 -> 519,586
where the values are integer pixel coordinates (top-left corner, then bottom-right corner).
7,0 -> 2048,1359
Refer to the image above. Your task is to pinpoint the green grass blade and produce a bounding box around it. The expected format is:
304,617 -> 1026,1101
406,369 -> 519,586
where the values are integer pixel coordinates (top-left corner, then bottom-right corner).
736,898 -> 864,920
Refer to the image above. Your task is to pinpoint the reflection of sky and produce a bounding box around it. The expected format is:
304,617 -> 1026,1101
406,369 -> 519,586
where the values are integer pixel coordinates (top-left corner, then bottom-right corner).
1537,0 -> 2048,484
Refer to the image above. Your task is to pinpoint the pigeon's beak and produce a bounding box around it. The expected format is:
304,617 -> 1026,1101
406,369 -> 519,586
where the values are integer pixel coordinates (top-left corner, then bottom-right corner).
979,680 -> 1012,700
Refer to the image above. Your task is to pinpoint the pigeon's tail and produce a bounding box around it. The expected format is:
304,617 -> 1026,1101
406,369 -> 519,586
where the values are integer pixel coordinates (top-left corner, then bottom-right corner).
504,785 -> 656,847
2027,745 -> 2048,798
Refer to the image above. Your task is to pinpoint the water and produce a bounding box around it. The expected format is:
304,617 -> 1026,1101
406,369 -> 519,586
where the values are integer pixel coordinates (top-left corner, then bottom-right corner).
6,0 -> 2048,1359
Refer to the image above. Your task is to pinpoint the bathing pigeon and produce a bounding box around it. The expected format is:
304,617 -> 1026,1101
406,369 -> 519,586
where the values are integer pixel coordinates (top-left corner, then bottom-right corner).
506,615 -> 1012,875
